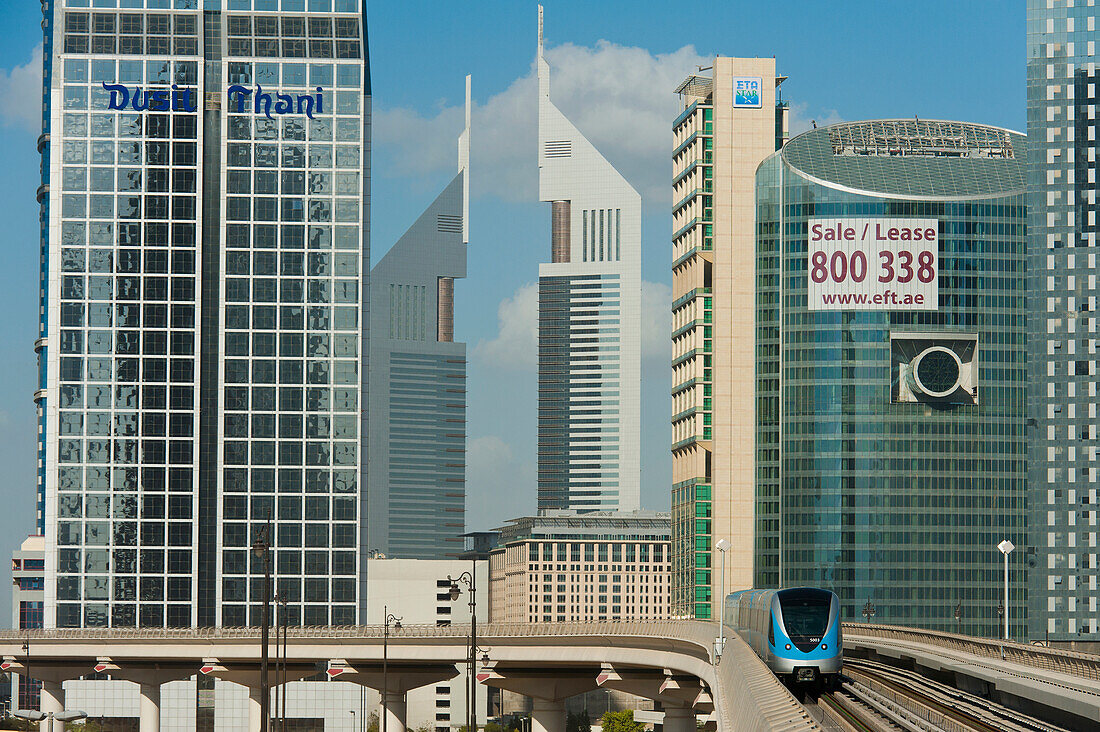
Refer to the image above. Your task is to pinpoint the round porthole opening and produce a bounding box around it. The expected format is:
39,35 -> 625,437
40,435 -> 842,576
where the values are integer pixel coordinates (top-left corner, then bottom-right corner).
912,346 -> 961,397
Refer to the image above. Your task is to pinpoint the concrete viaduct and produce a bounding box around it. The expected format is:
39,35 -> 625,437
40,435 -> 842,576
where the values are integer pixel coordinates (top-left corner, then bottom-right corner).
0,621 -> 816,732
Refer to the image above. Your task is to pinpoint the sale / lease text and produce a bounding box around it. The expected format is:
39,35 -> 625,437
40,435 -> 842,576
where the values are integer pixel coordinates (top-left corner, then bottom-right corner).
807,217 -> 939,312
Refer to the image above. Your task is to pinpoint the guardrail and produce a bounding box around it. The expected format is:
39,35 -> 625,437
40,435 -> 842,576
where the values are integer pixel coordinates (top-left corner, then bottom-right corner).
843,622 -> 1100,682
715,634 -> 819,732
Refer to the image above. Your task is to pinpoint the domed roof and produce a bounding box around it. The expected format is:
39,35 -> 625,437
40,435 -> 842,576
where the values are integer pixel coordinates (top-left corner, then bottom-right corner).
780,119 -> 1027,200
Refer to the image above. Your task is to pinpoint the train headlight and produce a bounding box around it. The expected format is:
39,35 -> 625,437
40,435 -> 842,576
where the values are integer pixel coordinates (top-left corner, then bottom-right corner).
821,643 -> 828,650
784,643 -> 791,650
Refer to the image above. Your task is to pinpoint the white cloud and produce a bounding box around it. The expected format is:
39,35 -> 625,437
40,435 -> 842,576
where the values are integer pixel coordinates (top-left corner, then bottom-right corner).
373,41 -> 709,206
465,435 -> 536,529
472,282 -> 539,370
473,279 -> 672,371
0,45 -> 43,135
641,280 -> 672,362
787,101 -> 844,138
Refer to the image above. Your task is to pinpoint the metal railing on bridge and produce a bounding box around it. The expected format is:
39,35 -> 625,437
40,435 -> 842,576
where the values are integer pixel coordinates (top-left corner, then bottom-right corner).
843,622 -> 1100,682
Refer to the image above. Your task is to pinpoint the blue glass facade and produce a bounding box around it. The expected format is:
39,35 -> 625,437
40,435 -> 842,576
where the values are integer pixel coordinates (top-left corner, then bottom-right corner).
755,121 -> 1028,637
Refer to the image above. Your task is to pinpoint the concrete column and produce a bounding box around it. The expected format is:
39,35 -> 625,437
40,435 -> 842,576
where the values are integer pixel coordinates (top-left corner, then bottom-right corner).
661,706 -> 695,732
39,681 -> 62,732
531,698 -> 566,732
248,686 -> 263,732
380,691 -> 406,732
138,682 -> 161,732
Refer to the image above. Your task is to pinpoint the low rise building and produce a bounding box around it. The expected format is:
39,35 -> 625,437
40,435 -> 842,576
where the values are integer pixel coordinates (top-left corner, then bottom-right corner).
488,511 -> 670,623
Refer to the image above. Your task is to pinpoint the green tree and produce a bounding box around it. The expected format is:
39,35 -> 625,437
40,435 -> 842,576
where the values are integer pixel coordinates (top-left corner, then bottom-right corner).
599,710 -> 643,732
366,711 -> 379,732
566,710 -> 591,732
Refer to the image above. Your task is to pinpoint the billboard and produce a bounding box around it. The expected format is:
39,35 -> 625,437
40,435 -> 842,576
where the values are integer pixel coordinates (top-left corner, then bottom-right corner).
733,77 -> 762,108
807,218 -> 939,311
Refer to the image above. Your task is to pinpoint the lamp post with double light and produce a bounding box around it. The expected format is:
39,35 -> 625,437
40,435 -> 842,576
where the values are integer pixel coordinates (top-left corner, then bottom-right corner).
14,708 -> 87,732
861,599 -> 875,624
713,538 -> 730,658
998,539 -> 1014,642
448,571 -> 482,732
252,524 -> 273,732
382,607 -> 402,732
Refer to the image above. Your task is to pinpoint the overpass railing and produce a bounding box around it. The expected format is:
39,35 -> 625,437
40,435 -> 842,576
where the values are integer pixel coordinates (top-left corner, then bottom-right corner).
0,621 -> 714,644
843,622 -> 1100,682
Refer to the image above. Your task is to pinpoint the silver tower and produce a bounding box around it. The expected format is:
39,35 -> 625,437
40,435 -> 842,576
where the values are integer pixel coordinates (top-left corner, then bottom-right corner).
1027,0 -> 1100,641
536,6 -> 641,513
367,78 -> 470,559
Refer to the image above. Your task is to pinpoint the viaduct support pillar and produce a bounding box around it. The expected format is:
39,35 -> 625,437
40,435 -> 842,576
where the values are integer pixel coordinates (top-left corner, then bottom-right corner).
661,705 -> 696,732
138,682 -> 161,732
381,690 -> 407,732
39,681 -> 63,732
247,686 -> 263,732
531,698 -> 566,732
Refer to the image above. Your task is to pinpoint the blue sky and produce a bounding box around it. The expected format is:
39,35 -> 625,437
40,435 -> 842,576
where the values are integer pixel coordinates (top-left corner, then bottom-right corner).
0,0 -> 1024,624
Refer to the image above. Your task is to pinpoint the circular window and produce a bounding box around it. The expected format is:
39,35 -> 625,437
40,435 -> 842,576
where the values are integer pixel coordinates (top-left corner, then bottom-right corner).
913,347 -> 961,397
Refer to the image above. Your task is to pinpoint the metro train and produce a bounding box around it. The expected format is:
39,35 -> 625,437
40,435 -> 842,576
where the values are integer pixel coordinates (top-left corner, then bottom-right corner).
724,587 -> 842,685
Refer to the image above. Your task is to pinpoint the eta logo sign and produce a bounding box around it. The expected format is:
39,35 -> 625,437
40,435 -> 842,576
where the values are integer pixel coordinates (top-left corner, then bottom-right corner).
733,77 -> 762,109
101,82 -> 326,119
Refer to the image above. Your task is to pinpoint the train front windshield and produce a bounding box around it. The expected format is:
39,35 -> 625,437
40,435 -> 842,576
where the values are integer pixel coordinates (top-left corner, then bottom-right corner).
777,589 -> 831,650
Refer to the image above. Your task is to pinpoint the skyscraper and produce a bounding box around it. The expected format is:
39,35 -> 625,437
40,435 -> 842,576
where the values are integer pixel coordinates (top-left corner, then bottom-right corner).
756,119 -> 1028,637
536,6 -> 641,514
367,78 -> 470,559
1027,0 -> 1100,641
670,60 -> 785,619
39,0 -> 370,629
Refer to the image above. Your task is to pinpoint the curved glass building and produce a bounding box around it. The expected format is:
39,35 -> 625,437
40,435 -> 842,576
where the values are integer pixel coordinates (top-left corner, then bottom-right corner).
755,120 -> 1028,637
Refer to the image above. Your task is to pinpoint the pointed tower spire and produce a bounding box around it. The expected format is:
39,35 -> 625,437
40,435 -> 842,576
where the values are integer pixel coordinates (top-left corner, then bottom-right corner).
537,4 -> 544,58
537,5 -> 550,101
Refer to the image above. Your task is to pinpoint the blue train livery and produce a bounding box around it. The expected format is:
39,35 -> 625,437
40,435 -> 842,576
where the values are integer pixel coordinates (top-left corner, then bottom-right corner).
724,587 -> 842,684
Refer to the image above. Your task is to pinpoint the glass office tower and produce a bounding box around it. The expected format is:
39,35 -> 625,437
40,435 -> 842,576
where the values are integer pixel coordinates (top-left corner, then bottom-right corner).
39,0 -> 369,628
756,120 -> 1028,637
1026,0 -> 1100,642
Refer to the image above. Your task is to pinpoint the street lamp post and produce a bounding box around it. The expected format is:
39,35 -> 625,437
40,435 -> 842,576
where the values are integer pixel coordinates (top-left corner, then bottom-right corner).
382,606 -> 402,732
252,524 -> 273,732
448,570 -> 481,732
954,600 -> 962,634
714,539 -> 730,658
281,594 -> 288,732
861,599 -> 876,624
272,593 -> 288,732
998,539 -> 1014,642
